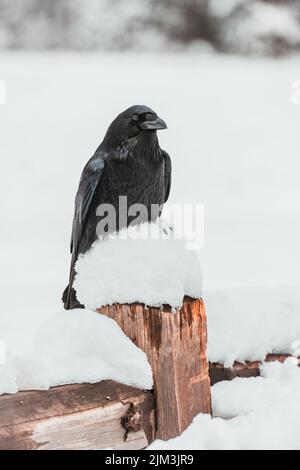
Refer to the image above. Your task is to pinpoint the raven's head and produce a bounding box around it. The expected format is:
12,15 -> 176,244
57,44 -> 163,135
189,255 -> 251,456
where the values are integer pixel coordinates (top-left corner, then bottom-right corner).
102,105 -> 167,149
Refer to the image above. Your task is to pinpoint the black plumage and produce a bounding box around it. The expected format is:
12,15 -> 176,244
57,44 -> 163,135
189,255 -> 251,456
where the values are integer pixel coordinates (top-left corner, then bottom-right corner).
63,105 -> 172,309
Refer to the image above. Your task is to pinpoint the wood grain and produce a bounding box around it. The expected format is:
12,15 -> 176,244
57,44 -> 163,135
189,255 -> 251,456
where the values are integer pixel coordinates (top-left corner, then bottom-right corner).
97,296 -> 212,440
0,380 -> 155,450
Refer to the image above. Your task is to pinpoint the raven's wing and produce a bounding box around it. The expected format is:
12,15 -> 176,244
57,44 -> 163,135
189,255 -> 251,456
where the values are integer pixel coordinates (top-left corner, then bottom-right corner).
64,152 -> 107,309
162,150 -> 172,203
70,151 -> 107,258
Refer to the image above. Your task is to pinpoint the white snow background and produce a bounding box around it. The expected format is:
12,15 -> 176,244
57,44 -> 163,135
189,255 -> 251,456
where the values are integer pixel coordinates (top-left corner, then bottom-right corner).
1,52 -> 300,448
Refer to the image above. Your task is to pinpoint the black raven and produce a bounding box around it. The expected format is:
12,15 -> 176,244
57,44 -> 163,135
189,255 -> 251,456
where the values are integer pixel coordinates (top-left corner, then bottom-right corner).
62,105 -> 172,310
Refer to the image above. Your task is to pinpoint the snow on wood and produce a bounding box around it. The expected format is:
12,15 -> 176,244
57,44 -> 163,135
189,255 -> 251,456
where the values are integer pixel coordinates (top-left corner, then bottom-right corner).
0,309 -> 152,395
206,287 -> 300,367
74,220 -> 203,310
209,354 -> 300,386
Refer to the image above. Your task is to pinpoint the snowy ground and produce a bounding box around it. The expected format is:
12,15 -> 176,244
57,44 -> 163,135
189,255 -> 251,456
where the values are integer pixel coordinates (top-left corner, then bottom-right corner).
150,359 -> 300,450
1,52 -> 300,449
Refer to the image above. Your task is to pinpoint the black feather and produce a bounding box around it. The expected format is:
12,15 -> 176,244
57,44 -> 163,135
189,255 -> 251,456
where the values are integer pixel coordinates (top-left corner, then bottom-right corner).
163,150 -> 172,203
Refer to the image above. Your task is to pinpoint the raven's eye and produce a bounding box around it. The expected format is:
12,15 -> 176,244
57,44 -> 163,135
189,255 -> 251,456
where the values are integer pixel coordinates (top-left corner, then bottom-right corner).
132,114 -> 139,122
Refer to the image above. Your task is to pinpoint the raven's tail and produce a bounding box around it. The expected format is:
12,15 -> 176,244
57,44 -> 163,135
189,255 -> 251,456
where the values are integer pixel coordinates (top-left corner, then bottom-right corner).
62,258 -> 84,310
62,284 -> 84,310
62,285 -> 69,306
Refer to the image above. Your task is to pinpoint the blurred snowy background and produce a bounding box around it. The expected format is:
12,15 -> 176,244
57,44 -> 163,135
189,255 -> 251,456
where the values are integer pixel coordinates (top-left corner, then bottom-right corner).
1,0 -> 300,449
1,0 -> 300,55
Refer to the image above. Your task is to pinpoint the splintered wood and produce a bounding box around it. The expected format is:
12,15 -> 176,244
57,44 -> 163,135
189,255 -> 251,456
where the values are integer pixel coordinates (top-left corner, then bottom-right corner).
97,296 -> 212,440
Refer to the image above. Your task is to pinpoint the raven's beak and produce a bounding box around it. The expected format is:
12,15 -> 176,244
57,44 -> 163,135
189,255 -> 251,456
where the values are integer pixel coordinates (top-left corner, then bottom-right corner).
140,116 -> 167,131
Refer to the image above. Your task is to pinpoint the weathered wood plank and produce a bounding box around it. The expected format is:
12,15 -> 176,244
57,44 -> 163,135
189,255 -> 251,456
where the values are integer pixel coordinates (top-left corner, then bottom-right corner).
97,297 -> 212,440
209,354 -> 300,385
0,380 -> 155,450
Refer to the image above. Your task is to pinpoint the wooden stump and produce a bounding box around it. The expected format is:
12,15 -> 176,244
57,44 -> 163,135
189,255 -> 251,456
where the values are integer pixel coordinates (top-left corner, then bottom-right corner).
97,296 -> 212,440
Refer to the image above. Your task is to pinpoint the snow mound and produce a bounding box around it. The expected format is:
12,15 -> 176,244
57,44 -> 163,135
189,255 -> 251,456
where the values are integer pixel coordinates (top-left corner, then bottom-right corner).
0,309 -> 152,395
206,286 -> 300,367
150,359 -> 300,450
74,220 -> 203,309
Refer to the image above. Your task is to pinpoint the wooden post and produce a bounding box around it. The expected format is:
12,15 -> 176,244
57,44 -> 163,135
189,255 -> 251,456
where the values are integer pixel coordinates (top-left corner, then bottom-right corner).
97,296 -> 212,440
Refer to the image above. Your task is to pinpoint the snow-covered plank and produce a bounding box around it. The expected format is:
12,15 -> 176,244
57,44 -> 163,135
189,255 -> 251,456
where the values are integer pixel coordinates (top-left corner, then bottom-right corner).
209,354 -> 300,385
97,297 -> 212,440
0,309 -> 153,396
0,380 -> 155,450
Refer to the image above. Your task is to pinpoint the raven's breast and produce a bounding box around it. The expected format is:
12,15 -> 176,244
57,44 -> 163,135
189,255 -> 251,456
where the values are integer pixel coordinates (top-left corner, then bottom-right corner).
91,157 -> 165,236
